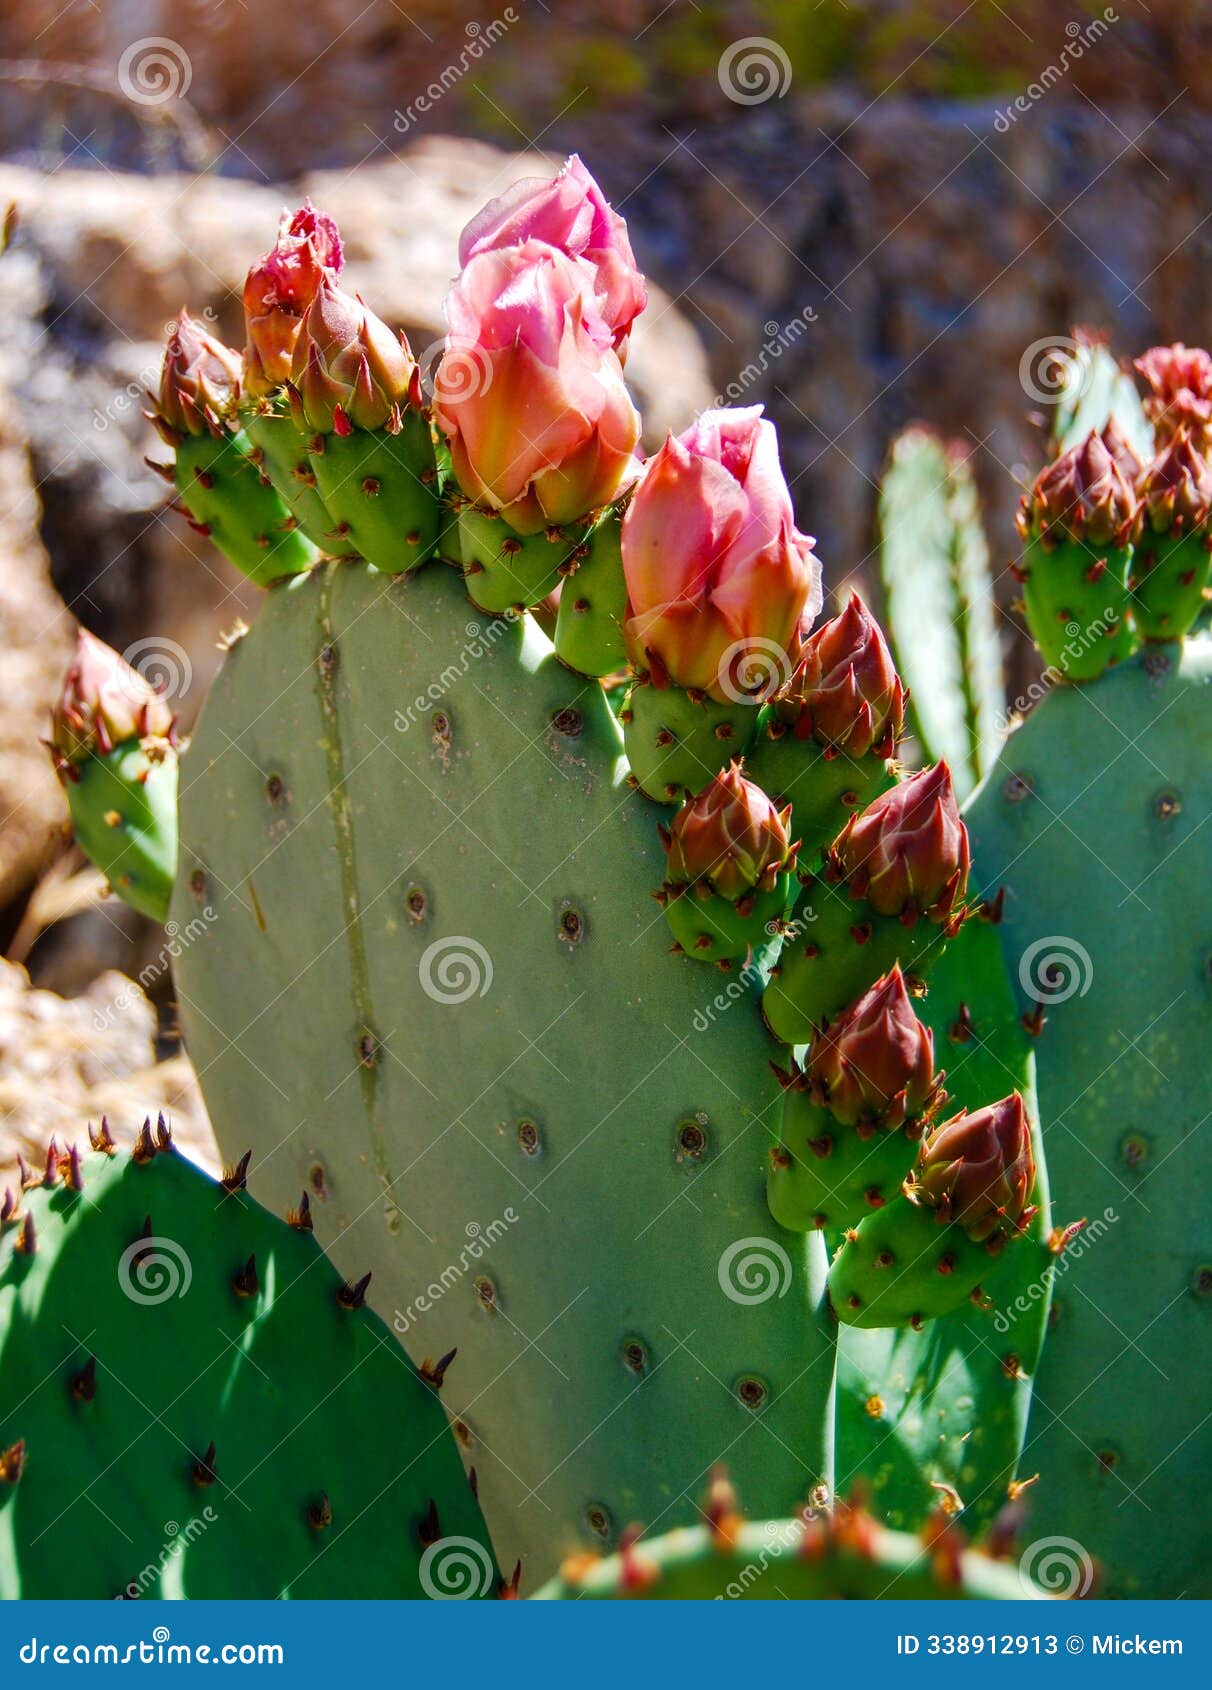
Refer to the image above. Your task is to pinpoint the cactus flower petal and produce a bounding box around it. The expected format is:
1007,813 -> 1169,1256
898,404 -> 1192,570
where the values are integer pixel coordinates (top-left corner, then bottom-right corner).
242,202 -> 343,397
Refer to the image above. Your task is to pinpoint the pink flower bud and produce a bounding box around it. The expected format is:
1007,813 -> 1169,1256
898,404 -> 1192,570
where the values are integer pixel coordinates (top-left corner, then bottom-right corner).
435,240 -> 640,533
773,593 -> 904,756
243,201 -> 343,397
1135,343 -> 1212,444
1016,428 -> 1140,550
832,762 -> 969,923
155,310 -> 240,439
50,630 -> 175,775
661,762 -> 794,901
458,155 -> 646,358
621,407 -> 822,702
805,966 -> 938,1132
289,276 -> 419,434
910,1092 -> 1036,1244
1098,418 -> 1145,485
1140,426 -> 1212,534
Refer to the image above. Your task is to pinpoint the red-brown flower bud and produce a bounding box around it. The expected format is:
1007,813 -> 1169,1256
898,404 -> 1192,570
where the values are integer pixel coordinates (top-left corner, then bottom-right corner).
832,762 -> 969,923
50,629 -> 175,775
662,762 -> 795,901
154,310 -> 240,439
805,966 -> 938,1132
772,593 -> 904,756
1016,429 -> 1139,550
289,277 -> 419,434
1140,426 -> 1212,535
910,1092 -> 1036,1243
242,201 -> 343,398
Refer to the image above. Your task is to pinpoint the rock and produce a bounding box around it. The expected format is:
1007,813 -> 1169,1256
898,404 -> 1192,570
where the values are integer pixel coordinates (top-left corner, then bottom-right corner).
0,288 -> 73,907
0,957 -> 217,1182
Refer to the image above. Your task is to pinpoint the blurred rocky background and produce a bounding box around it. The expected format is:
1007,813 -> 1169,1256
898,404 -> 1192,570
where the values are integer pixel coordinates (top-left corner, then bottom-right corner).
0,0 -> 1207,1173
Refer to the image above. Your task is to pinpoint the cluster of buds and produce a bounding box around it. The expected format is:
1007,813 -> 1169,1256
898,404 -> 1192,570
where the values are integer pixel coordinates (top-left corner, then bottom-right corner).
658,762 -> 796,906
436,159 -> 644,533
827,762 -> 969,926
767,594 -> 904,758
907,1092 -> 1037,1247
288,276 -> 421,437
791,965 -> 942,1136
621,407 -> 822,703
1135,343 -> 1212,447
1138,426 -> 1212,537
49,630 -> 175,781
242,201 -> 343,398
1016,427 -> 1140,551
151,311 -> 240,442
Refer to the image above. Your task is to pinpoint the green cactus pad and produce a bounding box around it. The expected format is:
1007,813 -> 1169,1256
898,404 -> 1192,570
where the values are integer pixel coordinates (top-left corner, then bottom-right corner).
877,428 -> 1002,798
170,560 -> 835,1583
622,681 -> 759,803
829,1189 -> 1040,1330
663,873 -> 795,964
65,742 -> 177,923
966,635 -> 1212,1597
174,429 -> 318,587
745,727 -> 895,866
552,509 -> 628,677
762,882 -> 953,1047
767,1103 -> 919,1234
534,1500 -> 1046,1600
459,507 -> 587,613
244,407 -> 342,550
1019,536 -> 1131,682
1130,528 -> 1210,641
307,413 -> 439,571
0,1133 -> 496,1599
834,919 -> 1053,1541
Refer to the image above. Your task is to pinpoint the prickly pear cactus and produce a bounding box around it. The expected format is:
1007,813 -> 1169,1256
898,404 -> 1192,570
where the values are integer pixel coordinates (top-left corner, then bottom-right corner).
0,1125 -> 495,1599
833,918 -> 1055,1539
169,560 -> 834,1583
534,1477 -> 1047,1600
966,638 -> 1212,1598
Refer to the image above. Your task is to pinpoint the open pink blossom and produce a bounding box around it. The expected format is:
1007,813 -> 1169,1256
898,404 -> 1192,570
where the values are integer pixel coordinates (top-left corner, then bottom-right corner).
620,407 -> 822,702
458,155 -> 646,358
435,240 -> 640,533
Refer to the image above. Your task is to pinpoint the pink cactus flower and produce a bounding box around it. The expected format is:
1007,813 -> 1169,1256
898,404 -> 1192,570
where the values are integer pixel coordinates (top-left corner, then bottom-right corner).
458,155 -> 646,358
435,240 -> 640,533
620,407 -> 822,703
